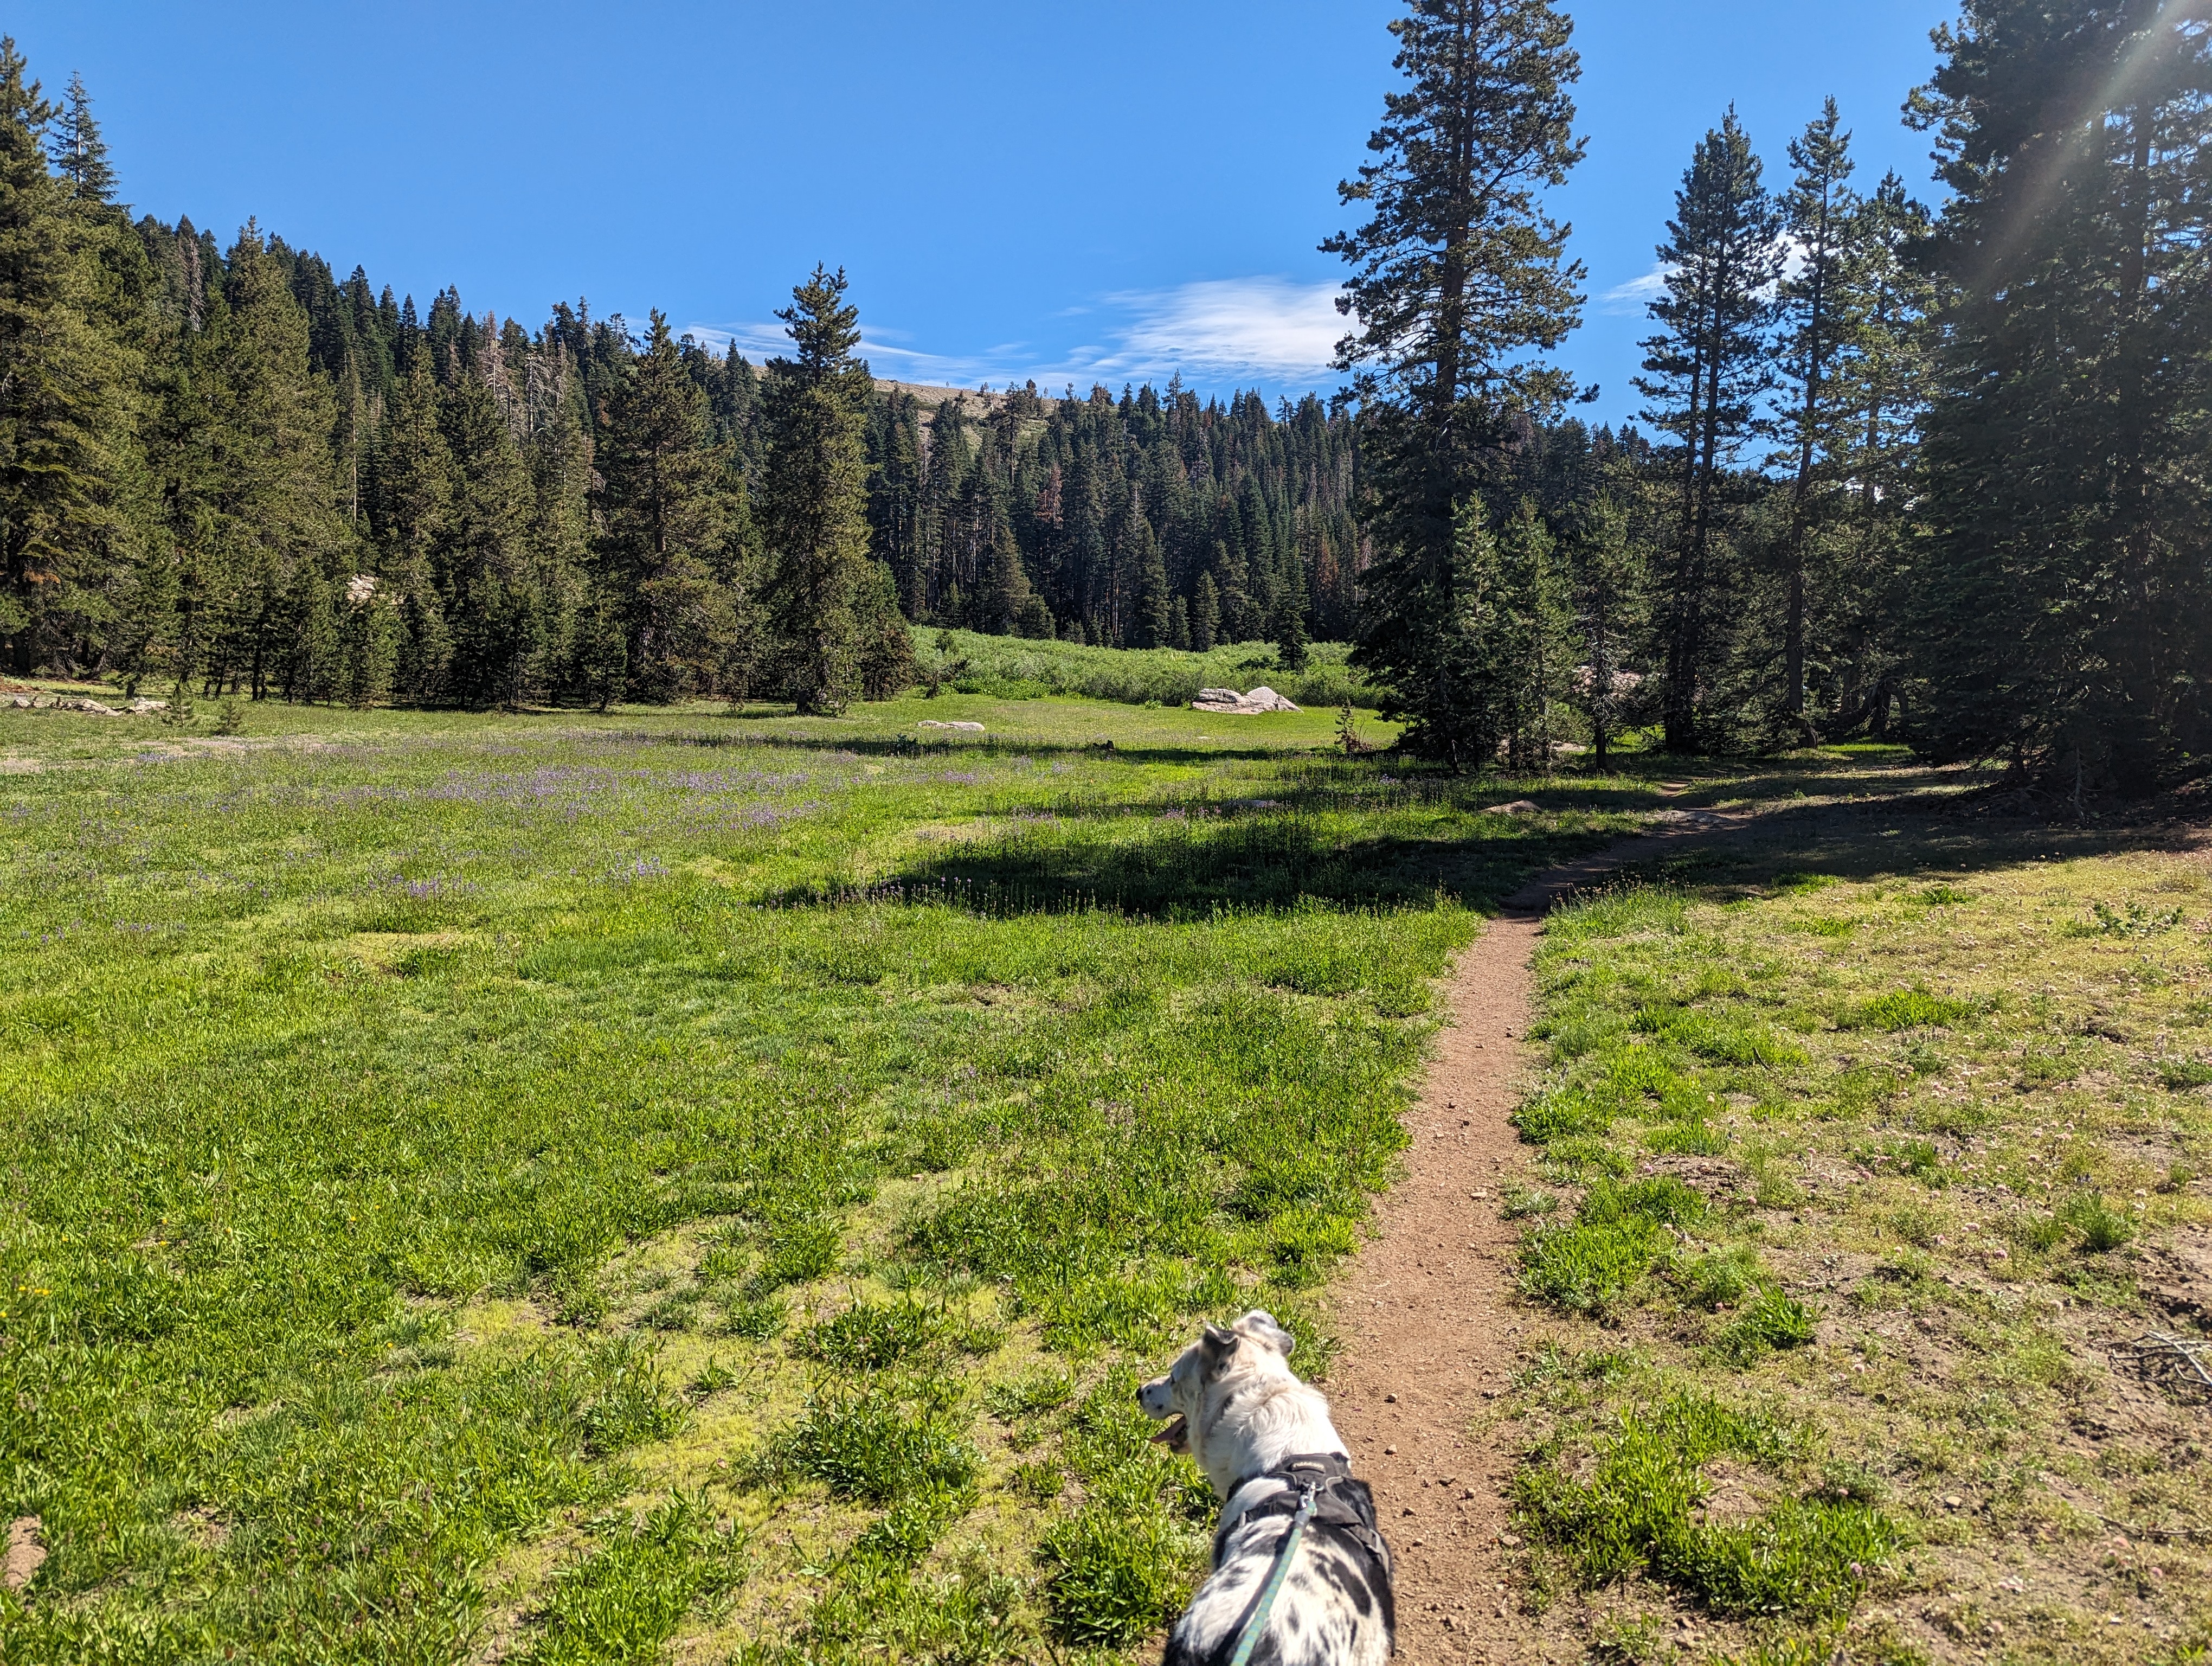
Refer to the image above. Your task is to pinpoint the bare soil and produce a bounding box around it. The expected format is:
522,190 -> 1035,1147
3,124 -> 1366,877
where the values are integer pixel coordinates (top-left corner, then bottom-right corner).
1326,821 -> 1744,1664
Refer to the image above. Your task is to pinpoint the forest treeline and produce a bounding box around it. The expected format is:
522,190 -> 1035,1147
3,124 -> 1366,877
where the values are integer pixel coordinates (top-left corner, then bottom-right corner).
0,42 -> 1362,713
10,0 -> 2212,789
1337,0 -> 2212,791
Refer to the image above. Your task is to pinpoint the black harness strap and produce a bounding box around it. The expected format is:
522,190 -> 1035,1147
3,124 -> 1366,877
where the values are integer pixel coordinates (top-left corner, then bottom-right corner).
1213,1452 -> 1390,1567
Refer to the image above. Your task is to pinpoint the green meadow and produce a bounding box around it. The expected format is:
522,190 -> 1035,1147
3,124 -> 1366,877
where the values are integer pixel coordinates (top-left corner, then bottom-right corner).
1502,819 -> 2212,1664
0,688 -> 1657,1665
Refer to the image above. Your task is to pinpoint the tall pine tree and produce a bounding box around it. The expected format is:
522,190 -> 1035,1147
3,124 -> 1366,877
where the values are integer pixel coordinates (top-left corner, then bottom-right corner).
1326,0 -> 1586,761
761,267 -> 876,712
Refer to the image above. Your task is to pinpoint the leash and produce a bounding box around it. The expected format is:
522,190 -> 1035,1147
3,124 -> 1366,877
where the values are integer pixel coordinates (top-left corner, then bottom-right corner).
1226,1479 -> 1319,1666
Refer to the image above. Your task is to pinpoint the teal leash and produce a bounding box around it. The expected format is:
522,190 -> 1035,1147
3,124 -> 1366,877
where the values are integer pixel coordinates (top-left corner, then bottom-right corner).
1226,1480 -> 1319,1666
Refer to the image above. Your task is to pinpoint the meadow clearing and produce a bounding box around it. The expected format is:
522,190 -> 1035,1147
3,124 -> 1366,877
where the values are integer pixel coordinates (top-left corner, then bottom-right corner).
4,687 -> 2209,1666
1500,810 -> 2212,1665
0,685 -> 1648,1665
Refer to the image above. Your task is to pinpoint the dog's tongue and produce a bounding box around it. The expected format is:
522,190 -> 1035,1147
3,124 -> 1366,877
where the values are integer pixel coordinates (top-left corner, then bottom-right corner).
1150,1414 -> 1191,1453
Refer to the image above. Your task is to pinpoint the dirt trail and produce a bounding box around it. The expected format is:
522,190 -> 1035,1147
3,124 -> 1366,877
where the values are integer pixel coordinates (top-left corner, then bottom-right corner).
1326,815 -> 1747,1664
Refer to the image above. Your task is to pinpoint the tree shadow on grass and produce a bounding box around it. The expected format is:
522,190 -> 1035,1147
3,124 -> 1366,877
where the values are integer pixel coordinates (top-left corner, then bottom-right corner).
773,798 -> 1633,919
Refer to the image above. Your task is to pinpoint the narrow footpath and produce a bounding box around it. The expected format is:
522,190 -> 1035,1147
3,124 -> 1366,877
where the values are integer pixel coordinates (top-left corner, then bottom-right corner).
1326,815 -> 1747,1664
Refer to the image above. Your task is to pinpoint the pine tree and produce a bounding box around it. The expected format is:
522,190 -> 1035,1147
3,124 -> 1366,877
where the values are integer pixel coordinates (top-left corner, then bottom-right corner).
377,354 -> 454,699
48,71 -> 116,205
440,367 -> 541,706
1131,514 -> 1171,647
1326,0 -> 1587,759
0,42 -> 139,675
1818,173 -> 1934,736
761,267 -> 872,712
1192,571 -> 1220,653
1773,99 -> 1855,728
1561,494 -> 1648,770
596,311 -> 738,702
1908,0 -> 2212,789
338,574 -> 395,707
1270,544 -> 1309,672
203,222 -> 345,699
852,557 -> 915,700
1635,110 -> 1784,751
1168,594 -> 1191,652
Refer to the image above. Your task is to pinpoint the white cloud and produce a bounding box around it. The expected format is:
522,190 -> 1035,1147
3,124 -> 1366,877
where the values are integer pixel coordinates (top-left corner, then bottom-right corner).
1102,278 -> 1346,380
679,276 -> 1350,395
1600,266 -> 1669,316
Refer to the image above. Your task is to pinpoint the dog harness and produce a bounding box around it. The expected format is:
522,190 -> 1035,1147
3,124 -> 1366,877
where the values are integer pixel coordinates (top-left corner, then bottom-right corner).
1218,1452 -> 1390,1665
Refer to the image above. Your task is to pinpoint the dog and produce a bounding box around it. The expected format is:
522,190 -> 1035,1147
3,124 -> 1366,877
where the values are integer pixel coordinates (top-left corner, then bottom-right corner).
1137,1311 -> 1395,1666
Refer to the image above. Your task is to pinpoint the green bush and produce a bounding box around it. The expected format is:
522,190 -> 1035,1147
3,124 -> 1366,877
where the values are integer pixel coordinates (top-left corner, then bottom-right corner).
917,627 -> 1378,710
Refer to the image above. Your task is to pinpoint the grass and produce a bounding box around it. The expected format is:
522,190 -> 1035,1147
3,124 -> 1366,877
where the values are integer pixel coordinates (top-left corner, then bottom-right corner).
918,628 -> 1377,711
1499,825 -> 2212,1664
0,681 -> 1682,1665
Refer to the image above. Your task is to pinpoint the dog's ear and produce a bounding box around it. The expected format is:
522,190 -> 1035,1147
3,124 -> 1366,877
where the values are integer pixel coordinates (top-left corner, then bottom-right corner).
1238,1310 -> 1295,1356
1199,1323 -> 1239,1372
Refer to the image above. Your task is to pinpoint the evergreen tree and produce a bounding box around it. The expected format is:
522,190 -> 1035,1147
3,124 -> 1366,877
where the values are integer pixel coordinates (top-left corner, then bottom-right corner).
1817,173 -> 1934,736
1326,0 -> 1587,760
1635,110 -> 1784,751
596,311 -> 738,701
0,43 -> 139,675
1561,494 -> 1648,770
377,354 -> 454,699
1269,540 -> 1309,671
440,367 -> 541,706
201,221 -> 344,699
49,71 -> 116,205
1908,0 -> 2212,789
761,267 -> 873,712
1192,571 -> 1220,652
1773,99 -> 1855,728
1131,514 -> 1171,647
338,574 -> 395,707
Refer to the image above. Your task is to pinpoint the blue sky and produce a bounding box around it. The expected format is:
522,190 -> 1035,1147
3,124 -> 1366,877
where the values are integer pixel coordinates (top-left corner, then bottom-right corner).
28,1 -> 1953,427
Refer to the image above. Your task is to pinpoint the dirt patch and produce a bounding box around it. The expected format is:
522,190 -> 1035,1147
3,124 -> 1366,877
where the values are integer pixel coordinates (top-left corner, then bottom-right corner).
4,1515 -> 44,1592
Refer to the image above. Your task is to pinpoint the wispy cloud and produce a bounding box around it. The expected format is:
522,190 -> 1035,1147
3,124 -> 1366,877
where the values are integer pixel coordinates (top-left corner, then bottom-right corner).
679,275 -> 1349,395
1600,266 -> 1669,316
1102,278 -> 1346,381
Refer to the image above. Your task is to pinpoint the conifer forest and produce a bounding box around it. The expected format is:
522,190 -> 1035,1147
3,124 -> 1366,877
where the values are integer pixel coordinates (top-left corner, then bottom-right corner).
10,3 -> 2212,791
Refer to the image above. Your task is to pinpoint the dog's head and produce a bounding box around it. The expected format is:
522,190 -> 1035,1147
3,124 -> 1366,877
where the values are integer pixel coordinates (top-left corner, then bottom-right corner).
1135,1310 -> 1296,1456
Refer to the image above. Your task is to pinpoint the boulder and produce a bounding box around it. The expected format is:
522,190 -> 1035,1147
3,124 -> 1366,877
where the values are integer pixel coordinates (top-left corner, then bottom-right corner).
1191,686 -> 1302,715
918,720 -> 986,733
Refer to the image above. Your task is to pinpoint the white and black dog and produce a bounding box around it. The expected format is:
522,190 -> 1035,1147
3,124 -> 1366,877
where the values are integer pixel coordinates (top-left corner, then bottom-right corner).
1137,1311 -> 1395,1666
